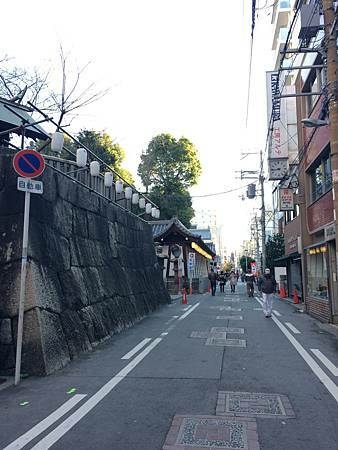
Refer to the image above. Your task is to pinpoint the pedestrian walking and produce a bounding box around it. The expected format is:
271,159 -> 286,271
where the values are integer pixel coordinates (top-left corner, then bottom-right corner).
245,272 -> 255,297
219,271 -> 226,293
208,268 -> 217,296
258,268 -> 276,317
229,271 -> 237,293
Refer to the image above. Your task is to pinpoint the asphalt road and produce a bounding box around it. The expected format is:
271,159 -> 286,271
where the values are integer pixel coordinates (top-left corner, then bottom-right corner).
1,282 -> 338,450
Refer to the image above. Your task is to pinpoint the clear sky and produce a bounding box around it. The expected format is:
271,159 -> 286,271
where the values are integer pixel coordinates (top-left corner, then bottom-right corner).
1,0 -> 273,253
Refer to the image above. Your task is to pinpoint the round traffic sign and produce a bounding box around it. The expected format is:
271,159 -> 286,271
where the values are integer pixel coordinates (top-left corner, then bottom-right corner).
13,150 -> 45,179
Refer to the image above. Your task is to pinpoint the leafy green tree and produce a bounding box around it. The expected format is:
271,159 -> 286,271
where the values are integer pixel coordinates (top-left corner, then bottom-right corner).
148,185 -> 194,228
138,133 -> 201,226
239,255 -> 255,273
265,233 -> 285,271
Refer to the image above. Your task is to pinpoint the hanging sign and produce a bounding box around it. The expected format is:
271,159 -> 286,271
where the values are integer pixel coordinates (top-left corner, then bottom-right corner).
279,188 -> 294,211
13,150 -> 45,179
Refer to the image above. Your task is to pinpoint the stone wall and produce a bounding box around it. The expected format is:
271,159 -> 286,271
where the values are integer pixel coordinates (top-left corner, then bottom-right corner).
0,155 -> 170,375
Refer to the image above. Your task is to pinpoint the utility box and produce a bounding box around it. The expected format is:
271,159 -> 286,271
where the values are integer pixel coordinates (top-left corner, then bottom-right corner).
298,2 -> 321,41
247,184 -> 256,199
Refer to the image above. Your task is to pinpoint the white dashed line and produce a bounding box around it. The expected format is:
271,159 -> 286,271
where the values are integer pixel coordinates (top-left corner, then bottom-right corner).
3,395 -> 87,450
178,303 -> 200,321
30,339 -> 163,449
285,322 -> 301,334
311,349 -> 338,376
121,338 -> 152,360
273,310 -> 281,317
254,296 -> 338,404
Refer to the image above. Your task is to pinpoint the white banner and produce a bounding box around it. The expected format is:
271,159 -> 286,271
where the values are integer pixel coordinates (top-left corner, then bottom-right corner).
279,188 -> 294,211
266,71 -> 288,159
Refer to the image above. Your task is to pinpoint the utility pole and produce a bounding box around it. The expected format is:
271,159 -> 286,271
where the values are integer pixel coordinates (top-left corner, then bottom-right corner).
259,147 -> 266,270
323,1 -> 338,259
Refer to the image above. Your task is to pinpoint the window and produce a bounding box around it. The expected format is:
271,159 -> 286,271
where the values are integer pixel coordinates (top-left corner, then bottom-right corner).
303,65 -> 323,115
309,151 -> 332,202
306,245 -> 328,299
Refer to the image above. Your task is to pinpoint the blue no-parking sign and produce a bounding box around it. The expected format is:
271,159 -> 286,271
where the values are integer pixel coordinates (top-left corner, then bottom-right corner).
13,150 -> 45,179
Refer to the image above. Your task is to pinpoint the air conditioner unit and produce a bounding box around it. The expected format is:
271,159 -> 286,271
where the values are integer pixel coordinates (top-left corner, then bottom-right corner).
298,2 -> 321,40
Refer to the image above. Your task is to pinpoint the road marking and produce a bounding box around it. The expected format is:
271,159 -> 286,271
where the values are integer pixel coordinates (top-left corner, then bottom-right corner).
285,322 -> 301,334
165,316 -> 179,325
253,308 -> 263,311
273,310 -> 281,317
255,297 -> 338,403
3,394 -> 87,450
311,349 -> 338,376
178,302 -> 200,321
161,332 -> 169,336
182,305 -> 192,311
30,338 -> 162,450
121,338 -> 152,360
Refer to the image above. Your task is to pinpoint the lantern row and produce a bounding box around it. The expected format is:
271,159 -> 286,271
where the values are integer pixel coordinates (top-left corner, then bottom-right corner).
51,132 -> 160,219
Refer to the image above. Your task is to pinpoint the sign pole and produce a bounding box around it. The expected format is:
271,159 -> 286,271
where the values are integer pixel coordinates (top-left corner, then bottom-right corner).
14,186 -> 31,386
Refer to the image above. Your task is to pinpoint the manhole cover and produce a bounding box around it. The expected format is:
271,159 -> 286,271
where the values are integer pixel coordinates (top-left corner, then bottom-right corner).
163,415 -> 260,449
216,392 -> 295,419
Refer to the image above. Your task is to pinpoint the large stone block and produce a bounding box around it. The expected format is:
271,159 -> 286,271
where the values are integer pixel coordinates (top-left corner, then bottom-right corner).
78,305 -> 109,343
0,343 -> 15,371
12,308 -> 45,375
40,167 -> 58,203
0,216 -> 22,264
0,318 -> 12,345
29,261 -> 64,313
87,211 -> 109,241
38,309 -> 70,375
70,236 -> 105,267
58,266 -> 89,309
30,222 -> 70,272
59,310 -> 92,359
72,208 -> 88,238
81,266 -> 106,302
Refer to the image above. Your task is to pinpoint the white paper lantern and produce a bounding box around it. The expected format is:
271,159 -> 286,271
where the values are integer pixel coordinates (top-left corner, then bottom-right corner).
51,132 -> 64,153
104,172 -> 113,187
90,161 -> 100,177
125,186 -> 132,199
132,192 -> 139,205
139,197 -> 145,209
115,180 -> 124,194
156,209 -> 160,219
151,207 -> 157,218
145,203 -> 152,214
76,148 -> 87,167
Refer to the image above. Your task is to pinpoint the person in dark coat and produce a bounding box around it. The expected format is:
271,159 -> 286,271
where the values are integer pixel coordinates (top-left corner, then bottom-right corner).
208,268 -> 217,296
245,272 -> 255,297
219,271 -> 226,293
257,268 -> 276,317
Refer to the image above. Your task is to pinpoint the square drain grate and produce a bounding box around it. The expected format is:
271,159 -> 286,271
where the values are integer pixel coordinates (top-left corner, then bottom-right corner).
163,415 -> 260,449
216,392 -> 295,419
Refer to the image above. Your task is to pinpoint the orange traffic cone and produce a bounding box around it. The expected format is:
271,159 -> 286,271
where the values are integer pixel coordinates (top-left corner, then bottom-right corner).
279,284 -> 286,299
293,288 -> 299,304
182,288 -> 188,304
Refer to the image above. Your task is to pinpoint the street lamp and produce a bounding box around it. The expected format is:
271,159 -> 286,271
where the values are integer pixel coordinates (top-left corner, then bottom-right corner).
301,118 -> 329,128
